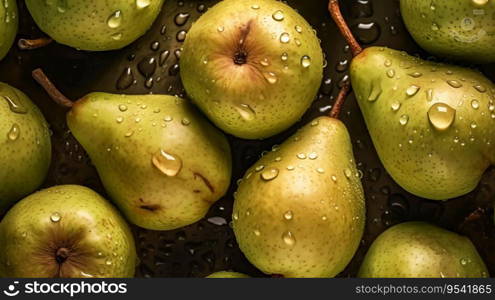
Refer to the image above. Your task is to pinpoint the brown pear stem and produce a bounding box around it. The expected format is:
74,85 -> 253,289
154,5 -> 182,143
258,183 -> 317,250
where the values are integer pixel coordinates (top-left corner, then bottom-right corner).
32,68 -> 73,108
18,38 -> 53,50
329,82 -> 350,119
328,0 -> 363,57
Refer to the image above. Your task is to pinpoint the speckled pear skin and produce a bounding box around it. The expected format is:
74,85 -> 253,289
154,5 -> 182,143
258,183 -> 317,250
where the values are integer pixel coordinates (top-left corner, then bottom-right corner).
0,82 -> 51,210
0,0 -> 17,60
67,94 -> 232,230
180,0 -> 323,139
0,185 -> 136,278
25,0 -> 164,51
359,222 -> 488,278
351,47 -> 495,200
400,0 -> 495,63
206,271 -> 250,278
233,117 -> 365,278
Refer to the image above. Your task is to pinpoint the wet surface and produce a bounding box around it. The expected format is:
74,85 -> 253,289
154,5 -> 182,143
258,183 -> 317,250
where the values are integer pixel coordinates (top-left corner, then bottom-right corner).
1,0 -> 494,277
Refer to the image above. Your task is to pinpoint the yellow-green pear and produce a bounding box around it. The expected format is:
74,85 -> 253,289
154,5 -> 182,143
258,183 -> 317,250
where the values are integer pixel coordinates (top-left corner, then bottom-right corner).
0,185 -> 136,278
180,0 -> 324,139
0,0 -> 17,60
233,116 -> 365,278
359,222 -> 488,278
206,271 -> 250,278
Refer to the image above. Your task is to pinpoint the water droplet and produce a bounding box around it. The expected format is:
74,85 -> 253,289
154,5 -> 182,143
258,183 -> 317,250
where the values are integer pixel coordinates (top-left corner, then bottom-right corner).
311,120 -> 319,126
321,215 -> 328,221
107,10 -> 122,28
7,123 -> 19,141
431,23 -> 439,31
447,80 -> 462,88
50,212 -> 61,222
391,101 -> 401,111
124,131 -> 134,137
386,69 -> 395,78
136,0 -> 151,9
263,72 -> 278,84
251,4 -> 260,9
473,84 -> 486,93
253,229 -> 261,236
331,175 -> 337,182
308,152 -> 318,160
174,12 -> 189,26
301,55 -> 311,68
217,26 -> 224,32
255,165 -> 264,172
283,210 -> 293,220
261,167 -> 279,181
408,72 -> 422,78
344,168 -> 352,178
164,115 -> 173,122
280,32 -> 290,43
297,153 -> 306,159
181,118 -> 190,126
399,114 -> 409,126
236,104 -> 256,121
428,103 -> 456,130
426,88 -> 434,101
295,25 -> 303,33
282,231 -> 296,246
232,213 -> 239,221
3,96 -> 27,114
116,116 -> 124,123
281,52 -> 289,61
316,168 -> 325,174
287,165 -> 295,171
118,104 -> 128,112
367,85 -> 382,102
152,149 -> 183,177
406,85 -> 420,96
460,258 -> 468,266
272,10 -> 284,21
471,99 -> 480,109
384,59 -> 392,67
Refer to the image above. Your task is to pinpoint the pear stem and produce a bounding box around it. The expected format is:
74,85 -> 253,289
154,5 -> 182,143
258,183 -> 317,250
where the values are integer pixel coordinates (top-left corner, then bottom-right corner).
328,0 -> 363,57
18,38 -> 53,50
329,82 -> 350,119
32,68 -> 73,108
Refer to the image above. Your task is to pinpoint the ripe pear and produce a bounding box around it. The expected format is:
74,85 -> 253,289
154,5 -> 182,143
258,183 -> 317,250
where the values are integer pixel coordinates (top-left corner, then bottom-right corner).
401,0 -> 495,63
0,0 -> 17,60
233,116 -> 365,278
350,46 -> 495,200
206,271 -> 250,278
66,93 -> 232,230
25,0 -> 164,51
0,82 -> 51,211
359,222 -> 488,278
0,185 -> 136,278
180,0 -> 324,139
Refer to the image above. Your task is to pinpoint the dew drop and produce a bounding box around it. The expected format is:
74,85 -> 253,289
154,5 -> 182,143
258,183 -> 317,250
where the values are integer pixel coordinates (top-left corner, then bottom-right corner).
136,0 -> 151,8
386,69 -> 395,78
344,168 -> 352,178
236,104 -> 256,121
406,85 -> 420,96
447,80 -> 462,88
282,231 -> 296,246
473,84 -> 487,93
280,32 -> 290,43
7,123 -> 19,141
281,52 -> 288,61
261,167 -> 279,181
263,72 -> 278,84
367,85 -> 382,102
428,102 -> 456,130
391,101 -> 401,111
107,10 -> 122,29
118,104 -> 128,112
297,153 -> 306,159
308,152 -> 318,160
301,55 -> 311,68
50,212 -> 61,222
272,10 -> 284,21
3,95 -> 27,114
399,114 -> 409,126
471,99 -> 480,109
283,210 -> 293,220
152,149 -> 182,177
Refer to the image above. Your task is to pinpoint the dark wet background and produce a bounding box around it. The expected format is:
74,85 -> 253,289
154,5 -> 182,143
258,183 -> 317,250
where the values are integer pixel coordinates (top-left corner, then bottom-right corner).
1,0 -> 494,277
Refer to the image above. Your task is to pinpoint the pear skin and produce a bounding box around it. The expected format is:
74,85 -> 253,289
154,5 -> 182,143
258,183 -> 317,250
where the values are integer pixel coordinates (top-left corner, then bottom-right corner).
0,185 -> 136,278
67,94 -> 232,230
180,0 -> 323,139
351,46 -> 495,200
401,0 -> 495,63
206,271 -> 250,278
359,222 -> 488,278
233,117 -> 365,278
0,82 -> 51,210
0,0 -> 17,60
25,0 -> 164,51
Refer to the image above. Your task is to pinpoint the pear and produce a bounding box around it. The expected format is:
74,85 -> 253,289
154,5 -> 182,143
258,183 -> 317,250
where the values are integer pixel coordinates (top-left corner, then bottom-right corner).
33,69 -> 232,230
329,0 -> 495,200
0,185 -> 136,278
359,222 -> 488,278
0,82 -> 51,210
350,46 -> 495,200
0,0 -> 17,60
180,0 -> 324,139
401,0 -> 495,63
233,116 -> 365,278
25,0 -> 164,51
206,271 -> 250,278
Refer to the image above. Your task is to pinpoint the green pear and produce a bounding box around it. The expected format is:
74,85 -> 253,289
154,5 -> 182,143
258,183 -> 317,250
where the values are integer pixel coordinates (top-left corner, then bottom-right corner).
180,0 -> 324,139
233,117 -> 365,278
350,46 -> 495,200
359,222 -> 488,278
0,0 -> 17,60
65,93 -> 232,230
401,0 -> 495,63
0,185 -> 136,278
25,0 -> 164,51
206,271 -> 250,278
0,82 -> 51,210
